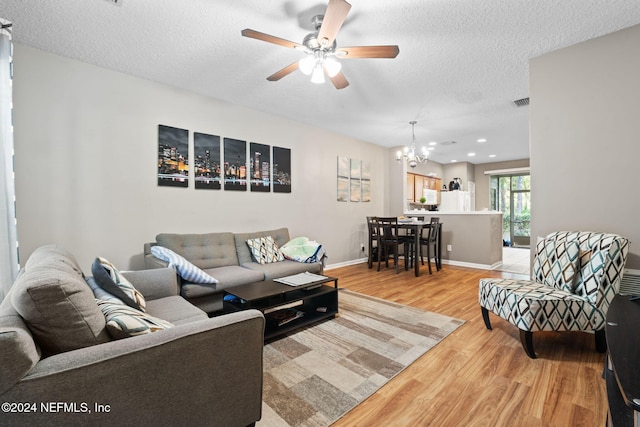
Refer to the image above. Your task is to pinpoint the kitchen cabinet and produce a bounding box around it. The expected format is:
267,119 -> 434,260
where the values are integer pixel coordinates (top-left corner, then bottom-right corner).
407,173 -> 441,203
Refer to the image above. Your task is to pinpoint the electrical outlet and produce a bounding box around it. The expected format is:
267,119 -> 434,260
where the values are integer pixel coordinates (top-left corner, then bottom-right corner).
360,243 -> 365,251
447,244 -> 452,252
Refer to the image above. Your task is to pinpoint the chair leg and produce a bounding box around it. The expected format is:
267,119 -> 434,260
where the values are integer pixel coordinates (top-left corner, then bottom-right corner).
427,245 -> 432,274
394,246 -> 399,274
481,307 -> 492,330
595,329 -> 607,353
519,330 -> 537,359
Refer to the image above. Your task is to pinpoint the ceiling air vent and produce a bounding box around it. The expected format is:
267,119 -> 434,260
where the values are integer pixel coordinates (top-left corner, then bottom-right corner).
439,141 -> 457,146
513,97 -> 529,107
101,0 -> 123,5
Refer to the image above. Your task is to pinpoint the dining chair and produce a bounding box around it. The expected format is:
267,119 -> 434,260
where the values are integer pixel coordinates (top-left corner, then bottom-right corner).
374,217 -> 406,273
419,217 -> 440,274
366,216 -> 378,269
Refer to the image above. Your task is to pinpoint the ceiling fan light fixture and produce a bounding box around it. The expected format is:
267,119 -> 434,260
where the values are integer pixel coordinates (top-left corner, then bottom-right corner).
324,56 -> 342,77
299,55 -> 315,75
311,64 -> 325,84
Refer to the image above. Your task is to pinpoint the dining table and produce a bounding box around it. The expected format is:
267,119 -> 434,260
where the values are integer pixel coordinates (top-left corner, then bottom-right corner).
398,219 -> 443,277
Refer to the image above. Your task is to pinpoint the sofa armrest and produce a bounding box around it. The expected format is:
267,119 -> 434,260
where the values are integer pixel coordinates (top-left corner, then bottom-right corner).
122,268 -> 179,300
144,242 -> 169,269
2,310 -> 265,426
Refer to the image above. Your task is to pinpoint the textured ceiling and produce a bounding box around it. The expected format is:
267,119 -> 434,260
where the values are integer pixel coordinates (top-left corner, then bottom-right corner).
2,0 -> 640,164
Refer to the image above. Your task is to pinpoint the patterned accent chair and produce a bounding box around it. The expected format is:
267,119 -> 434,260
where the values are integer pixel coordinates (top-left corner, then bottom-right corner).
479,231 -> 629,359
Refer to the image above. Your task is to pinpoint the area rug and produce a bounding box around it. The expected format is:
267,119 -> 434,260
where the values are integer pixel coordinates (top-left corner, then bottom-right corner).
257,289 -> 464,427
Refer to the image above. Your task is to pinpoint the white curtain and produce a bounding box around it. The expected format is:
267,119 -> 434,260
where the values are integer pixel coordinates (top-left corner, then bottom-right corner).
0,19 -> 19,301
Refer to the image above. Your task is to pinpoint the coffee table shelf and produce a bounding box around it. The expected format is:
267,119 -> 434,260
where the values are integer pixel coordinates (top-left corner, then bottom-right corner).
224,276 -> 339,341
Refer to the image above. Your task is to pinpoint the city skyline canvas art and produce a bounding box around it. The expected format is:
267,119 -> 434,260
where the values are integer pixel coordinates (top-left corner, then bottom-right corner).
194,132 -> 221,190
158,124 -> 188,187
250,142 -> 271,192
224,137 -> 247,191
272,146 -> 291,193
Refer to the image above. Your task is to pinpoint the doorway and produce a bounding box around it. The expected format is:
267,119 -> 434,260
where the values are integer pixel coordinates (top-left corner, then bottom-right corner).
491,174 -> 530,248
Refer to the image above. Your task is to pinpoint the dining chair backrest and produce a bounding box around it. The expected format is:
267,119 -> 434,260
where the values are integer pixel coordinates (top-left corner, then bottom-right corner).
366,216 -> 378,236
426,217 -> 440,243
376,217 -> 400,241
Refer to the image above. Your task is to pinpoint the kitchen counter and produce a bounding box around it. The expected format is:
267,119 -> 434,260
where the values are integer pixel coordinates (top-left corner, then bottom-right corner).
404,210 -> 503,269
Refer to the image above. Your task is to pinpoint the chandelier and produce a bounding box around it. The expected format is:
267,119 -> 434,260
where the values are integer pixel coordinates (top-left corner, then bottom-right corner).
396,121 -> 428,168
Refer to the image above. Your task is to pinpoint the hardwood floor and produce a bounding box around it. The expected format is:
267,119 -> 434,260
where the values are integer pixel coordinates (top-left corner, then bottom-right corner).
328,262 -> 607,427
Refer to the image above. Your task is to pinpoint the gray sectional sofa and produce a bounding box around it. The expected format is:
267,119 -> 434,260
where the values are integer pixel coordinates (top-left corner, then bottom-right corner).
144,227 -> 324,313
0,245 -> 264,426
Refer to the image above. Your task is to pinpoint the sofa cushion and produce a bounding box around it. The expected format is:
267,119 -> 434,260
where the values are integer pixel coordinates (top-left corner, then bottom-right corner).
11,246 -> 111,356
241,259 -> 323,281
150,246 -> 218,284
91,257 -> 146,311
532,237 -> 580,293
97,300 -> 173,340
0,296 -> 41,395
156,232 -> 239,269
180,265 -> 264,299
234,228 -> 291,265
246,236 -> 285,264
145,296 -> 208,325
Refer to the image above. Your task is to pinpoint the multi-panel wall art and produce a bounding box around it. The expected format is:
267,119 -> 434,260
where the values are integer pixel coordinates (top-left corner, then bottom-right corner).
337,156 -> 371,202
223,138 -> 247,191
273,147 -> 291,193
250,142 -> 271,192
194,132 -> 221,190
157,124 -> 290,194
157,125 -> 189,187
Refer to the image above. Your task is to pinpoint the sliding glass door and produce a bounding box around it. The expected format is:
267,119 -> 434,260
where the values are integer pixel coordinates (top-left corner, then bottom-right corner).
491,174 -> 530,247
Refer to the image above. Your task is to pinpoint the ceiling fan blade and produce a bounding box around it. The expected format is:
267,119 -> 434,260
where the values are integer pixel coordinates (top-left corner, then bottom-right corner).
267,62 -> 300,82
317,0 -> 352,48
241,29 -> 303,50
336,45 -> 400,59
327,70 -> 349,90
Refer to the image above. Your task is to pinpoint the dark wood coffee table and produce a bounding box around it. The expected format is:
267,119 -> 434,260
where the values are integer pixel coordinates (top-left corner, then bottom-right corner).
224,275 -> 338,341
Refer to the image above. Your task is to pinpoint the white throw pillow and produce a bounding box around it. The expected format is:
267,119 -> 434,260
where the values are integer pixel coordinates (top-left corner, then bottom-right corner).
150,246 -> 218,284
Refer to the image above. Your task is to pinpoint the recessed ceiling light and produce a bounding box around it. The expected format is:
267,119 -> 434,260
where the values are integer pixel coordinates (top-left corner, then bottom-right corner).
477,138 -> 487,143
451,160 -> 457,163
489,154 -> 496,158
468,152 -> 476,156
428,147 -> 435,151
429,141 -> 437,146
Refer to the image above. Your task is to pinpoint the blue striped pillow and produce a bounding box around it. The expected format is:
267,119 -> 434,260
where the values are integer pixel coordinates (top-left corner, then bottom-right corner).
150,246 -> 218,284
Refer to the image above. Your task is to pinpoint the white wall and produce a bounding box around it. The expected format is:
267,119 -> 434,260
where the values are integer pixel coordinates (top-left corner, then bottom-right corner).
530,24 -> 640,269
13,45 -> 387,271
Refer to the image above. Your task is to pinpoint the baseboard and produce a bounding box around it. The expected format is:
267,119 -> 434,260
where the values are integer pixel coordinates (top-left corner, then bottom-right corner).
443,259 -> 502,270
325,257 -> 500,271
325,258 -> 367,270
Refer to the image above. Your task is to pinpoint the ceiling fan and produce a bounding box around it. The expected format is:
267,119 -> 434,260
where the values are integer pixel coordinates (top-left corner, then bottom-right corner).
241,0 -> 399,89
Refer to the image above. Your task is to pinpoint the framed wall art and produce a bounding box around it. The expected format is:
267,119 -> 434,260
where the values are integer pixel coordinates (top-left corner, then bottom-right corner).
250,142 -> 271,192
223,137 -> 247,191
194,132 -> 221,190
361,160 -> 371,202
273,146 -> 291,193
337,156 -> 349,202
157,124 -> 189,187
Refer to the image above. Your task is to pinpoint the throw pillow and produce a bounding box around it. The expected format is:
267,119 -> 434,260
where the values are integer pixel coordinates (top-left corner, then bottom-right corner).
246,236 -> 285,264
10,263 -> 111,357
532,237 -> 580,292
96,300 -> 173,340
91,257 -> 146,311
150,246 -> 218,284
